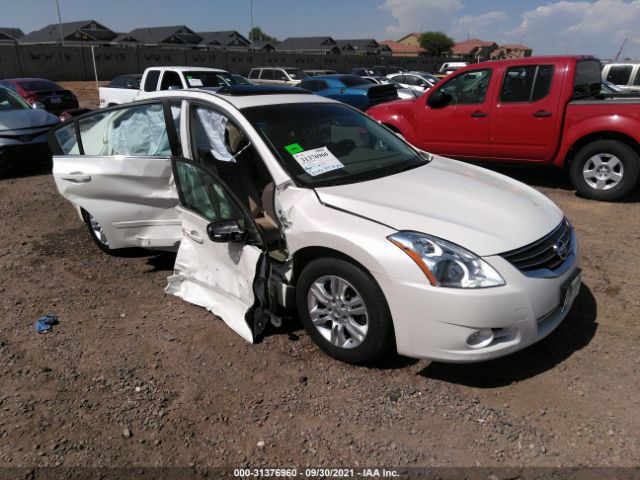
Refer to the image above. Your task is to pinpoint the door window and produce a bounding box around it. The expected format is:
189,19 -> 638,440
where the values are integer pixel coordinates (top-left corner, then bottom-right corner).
66,102 -> 179,157
174,161 -> 244,224
606,65 -> 633,85
273,70 -> 287,81
633,69 -> 640,86
160,71 -> 182,90
260,69 -> 274,80
500,65 -> 554,102
189,104 -> 277,229
248,69 -> 260,79
143,70 -> 161,92
438,69 -> 492,105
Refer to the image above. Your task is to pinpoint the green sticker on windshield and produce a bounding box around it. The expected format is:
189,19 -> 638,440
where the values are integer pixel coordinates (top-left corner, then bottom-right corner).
186,75 -> 193,80
285,143 -> 304,154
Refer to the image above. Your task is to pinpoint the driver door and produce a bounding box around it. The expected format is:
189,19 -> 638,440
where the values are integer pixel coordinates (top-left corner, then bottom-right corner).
415,68 -> 494,159
166,158 -> 269,343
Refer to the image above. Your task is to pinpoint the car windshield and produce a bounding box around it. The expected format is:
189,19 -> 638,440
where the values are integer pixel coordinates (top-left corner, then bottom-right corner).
284,69 -> 307,80
339,75 -> 371,87
184,71 -> 237,88
0,87 -> 31,110
17,79 -> 62,91
242,103 -> 428,188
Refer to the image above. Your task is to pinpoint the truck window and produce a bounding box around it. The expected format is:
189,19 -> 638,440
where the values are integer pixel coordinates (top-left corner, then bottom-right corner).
500,65 -> 554,103
574,60 -> 602,97
633,69 -> 640,86
439,69 -> 492,105
273,70 -> 287,81
143,70 -> 161,92
248,69 -> 260,79
606,65 -> 633,85
160,71 -> 182,90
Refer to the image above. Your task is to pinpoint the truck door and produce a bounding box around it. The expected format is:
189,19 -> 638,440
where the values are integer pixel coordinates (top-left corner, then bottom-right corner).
489,63 -> 562,161
414,68 -> 493,158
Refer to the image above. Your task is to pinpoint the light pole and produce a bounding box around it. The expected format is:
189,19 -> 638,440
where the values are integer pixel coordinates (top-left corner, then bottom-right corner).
250,0 -> 254,51
55,0 -> 64,46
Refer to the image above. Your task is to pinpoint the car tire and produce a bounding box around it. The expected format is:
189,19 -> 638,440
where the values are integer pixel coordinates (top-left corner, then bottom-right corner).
569,140 -> 639,201
81,209 -> 116,255
296,257 -> 395,364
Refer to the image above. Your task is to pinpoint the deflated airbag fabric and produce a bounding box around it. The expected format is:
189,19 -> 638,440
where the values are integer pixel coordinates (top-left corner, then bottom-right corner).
194,108 -> 234,162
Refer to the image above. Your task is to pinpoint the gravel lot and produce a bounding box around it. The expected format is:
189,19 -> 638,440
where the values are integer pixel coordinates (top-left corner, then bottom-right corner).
1,83 -> 639,475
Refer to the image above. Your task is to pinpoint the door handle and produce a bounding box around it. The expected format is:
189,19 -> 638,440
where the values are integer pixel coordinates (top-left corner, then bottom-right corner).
471,111 -> 488,118
184,229 -> 203,244
533,110 -> 552,118
60,172 -> 91,183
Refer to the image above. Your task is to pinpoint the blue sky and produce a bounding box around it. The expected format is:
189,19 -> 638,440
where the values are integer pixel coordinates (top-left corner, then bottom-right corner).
7,0 -> 640,59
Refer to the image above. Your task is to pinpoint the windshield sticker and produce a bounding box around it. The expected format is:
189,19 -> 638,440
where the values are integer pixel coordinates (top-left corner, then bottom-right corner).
293,147 -> 344,177
188,78 -> 203,87
285,143 -> 304,155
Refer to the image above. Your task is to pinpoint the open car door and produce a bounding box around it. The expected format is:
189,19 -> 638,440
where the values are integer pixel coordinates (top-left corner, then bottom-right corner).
49,100 -> 183,250
165,158 -> 273,342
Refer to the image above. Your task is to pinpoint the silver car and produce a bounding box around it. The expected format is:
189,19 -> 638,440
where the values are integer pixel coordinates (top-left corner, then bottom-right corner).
0,87 -> 59,170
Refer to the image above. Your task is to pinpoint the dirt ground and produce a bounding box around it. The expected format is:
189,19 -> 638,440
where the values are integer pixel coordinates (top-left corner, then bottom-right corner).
1,84 -> 639,476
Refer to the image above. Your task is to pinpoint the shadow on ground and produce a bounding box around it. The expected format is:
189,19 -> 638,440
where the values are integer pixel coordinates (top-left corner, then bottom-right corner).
419,283 -> 598,387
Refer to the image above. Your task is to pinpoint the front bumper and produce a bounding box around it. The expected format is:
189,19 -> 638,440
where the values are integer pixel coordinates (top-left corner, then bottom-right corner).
374,252 -> 581,363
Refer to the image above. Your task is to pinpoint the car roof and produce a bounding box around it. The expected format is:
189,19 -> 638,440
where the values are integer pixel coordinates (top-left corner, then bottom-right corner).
3,77 -> 59,83
464,55 -> 597,71
139,88 -> 335,109
149,66 -> 229,72
250,66 -> 300,70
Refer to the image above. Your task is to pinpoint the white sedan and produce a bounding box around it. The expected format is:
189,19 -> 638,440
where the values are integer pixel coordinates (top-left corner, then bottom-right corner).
49,85 -> 581,364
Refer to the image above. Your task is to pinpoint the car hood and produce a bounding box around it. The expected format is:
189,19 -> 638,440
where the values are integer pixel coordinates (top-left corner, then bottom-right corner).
314,156 -> 563,256
0,109 -> 59,131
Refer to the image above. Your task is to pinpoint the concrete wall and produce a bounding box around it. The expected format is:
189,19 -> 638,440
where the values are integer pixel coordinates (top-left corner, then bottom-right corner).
0,45 -> 450,80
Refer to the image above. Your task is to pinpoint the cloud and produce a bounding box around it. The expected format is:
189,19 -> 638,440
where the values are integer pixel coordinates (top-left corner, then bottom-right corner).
379,0 -> 463,37
507,0 -> 640,58
450,11 -> 509,41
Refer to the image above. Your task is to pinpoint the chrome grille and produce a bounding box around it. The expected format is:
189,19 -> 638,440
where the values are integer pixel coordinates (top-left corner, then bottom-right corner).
501,219 -> 573,273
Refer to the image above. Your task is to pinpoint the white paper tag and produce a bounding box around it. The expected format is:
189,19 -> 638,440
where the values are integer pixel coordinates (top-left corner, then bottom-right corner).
188,78 -> 203,87
292,147 -> 344,177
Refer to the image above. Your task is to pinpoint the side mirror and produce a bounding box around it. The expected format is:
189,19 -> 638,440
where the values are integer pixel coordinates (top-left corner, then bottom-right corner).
206,219 -> 245,243
427,90 -> 452,109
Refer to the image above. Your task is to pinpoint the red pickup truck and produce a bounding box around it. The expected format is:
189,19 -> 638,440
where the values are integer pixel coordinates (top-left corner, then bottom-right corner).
368,55 -> 640,201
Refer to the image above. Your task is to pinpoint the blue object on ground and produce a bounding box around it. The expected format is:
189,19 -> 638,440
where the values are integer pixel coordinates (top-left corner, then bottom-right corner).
36,315 -> 59,334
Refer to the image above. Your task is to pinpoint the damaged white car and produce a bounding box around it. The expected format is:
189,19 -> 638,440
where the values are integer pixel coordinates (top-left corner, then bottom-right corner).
49,85 -> 581,364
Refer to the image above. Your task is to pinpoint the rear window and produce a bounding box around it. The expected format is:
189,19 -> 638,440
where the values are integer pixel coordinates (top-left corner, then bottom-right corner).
500,65 -> 554,102
143,70 -> 161,92
284,69 -> 307,80
606,65 -> 633,85
18,80 -> 61,92
339,75 -> 370,87
574,60 -> 602,97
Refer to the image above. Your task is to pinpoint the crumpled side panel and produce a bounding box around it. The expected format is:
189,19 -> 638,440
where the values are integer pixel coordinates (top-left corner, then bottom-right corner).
164,230 -> 262,343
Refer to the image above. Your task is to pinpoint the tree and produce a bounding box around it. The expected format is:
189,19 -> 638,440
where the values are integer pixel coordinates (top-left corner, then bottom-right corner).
419,31 -> 455,57
249,27 -> 277,43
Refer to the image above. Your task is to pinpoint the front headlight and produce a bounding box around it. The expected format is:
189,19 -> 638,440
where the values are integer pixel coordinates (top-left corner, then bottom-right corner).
388,231 -> 505,288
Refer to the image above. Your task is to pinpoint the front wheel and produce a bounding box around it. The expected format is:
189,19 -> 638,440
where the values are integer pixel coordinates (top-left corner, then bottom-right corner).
296,257 -> 394,364
569,140 -> 639,201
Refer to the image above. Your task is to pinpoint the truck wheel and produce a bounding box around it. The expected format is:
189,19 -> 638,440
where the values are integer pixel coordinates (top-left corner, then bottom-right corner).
296,257 -> 395,364
81,209 -> 116,255
569,140 -> 639,201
